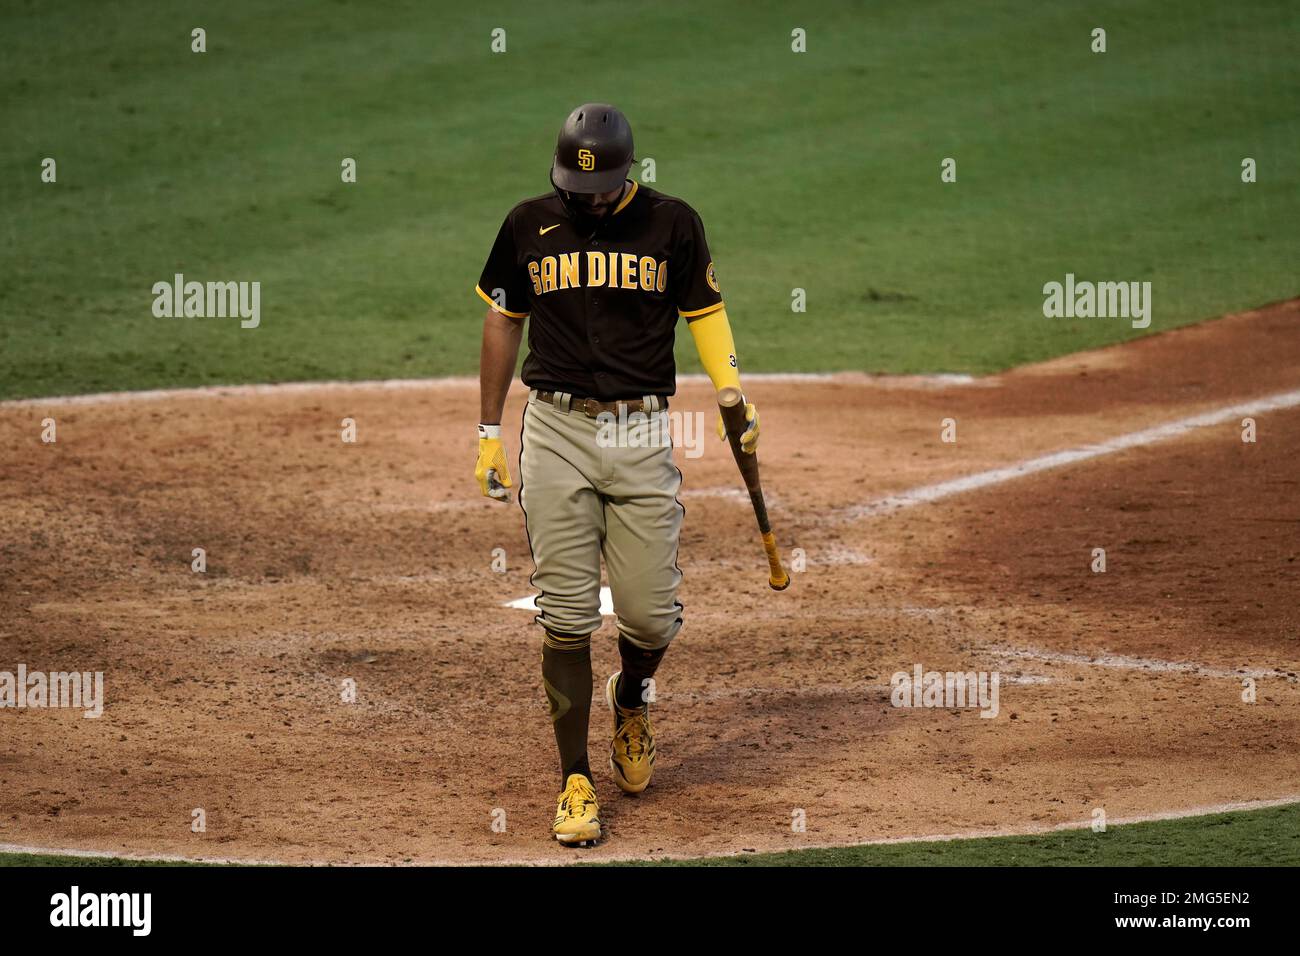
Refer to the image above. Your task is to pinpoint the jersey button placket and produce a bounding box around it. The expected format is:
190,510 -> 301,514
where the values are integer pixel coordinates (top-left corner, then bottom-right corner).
588,277 -> 601,367
588,235 -> 608,421
588,240 -> 601,355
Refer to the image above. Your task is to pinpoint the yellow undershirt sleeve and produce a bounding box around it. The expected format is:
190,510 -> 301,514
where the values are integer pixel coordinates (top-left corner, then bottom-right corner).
686,306 -> 742,393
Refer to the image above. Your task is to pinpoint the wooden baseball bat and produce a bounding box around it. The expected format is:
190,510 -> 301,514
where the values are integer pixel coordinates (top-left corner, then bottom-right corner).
717,385 -> 790,591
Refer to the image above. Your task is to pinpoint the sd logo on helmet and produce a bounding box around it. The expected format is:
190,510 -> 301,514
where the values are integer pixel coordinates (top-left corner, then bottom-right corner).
551,103 -> 634,196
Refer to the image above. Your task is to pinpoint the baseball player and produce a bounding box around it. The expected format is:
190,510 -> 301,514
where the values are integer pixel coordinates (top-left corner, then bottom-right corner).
474,104 -> 759,846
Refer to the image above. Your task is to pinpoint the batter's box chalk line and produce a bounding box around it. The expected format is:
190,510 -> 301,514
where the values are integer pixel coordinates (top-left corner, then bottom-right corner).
829,387 -> 1300,523
988,644 -> 1295,681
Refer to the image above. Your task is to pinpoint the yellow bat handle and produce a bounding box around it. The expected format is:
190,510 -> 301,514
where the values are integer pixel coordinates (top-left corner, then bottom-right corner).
763,531 -> 790,590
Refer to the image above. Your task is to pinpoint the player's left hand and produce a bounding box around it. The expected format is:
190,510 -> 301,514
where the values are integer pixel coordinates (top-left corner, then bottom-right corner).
715,401 -> 759,454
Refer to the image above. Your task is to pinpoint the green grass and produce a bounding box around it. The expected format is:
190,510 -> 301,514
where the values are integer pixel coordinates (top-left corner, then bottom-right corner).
598,802 -> 1300,867
1,0 -> 1297,398
3,802 -> 1296,866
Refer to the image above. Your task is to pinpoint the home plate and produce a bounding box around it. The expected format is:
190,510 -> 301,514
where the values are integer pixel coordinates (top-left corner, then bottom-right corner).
505,586 -> 615,616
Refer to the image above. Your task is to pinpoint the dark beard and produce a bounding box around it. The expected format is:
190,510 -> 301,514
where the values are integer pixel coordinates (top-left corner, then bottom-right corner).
551,173 -> 622,237
569,205 -> 609,235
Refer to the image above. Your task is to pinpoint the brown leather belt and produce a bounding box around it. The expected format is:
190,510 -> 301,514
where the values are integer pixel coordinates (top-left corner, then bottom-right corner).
534,389 -> 668,419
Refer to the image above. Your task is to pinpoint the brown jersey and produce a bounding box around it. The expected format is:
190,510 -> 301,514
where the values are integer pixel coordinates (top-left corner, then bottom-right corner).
475,181 -> 724,399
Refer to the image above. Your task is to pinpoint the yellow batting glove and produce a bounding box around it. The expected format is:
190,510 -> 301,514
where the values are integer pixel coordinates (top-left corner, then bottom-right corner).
475,424 -> 513,501
715,401 -> 760,454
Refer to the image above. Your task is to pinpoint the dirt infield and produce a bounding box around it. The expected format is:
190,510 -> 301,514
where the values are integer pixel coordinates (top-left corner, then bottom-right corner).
2,301 -> 1298,864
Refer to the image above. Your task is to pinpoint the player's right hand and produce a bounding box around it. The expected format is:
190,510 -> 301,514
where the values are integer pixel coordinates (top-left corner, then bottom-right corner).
715,400 -> 760,454
475,432 -> 513,501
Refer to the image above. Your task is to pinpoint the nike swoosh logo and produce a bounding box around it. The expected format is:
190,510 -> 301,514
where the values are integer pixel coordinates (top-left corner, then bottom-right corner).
539,224 -> 561,235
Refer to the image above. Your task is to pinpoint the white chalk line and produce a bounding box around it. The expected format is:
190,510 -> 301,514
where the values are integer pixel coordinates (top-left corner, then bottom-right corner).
0,843 -> 302,868
0,371 -> 977,410
988,645 -> 1294,681
5,794 -> 1296,868
832,387 -> 1300,523
811,545 -> 875,566
680,487 -> 752,502
651,671 -> 1049,706
612,794 -> 1300,866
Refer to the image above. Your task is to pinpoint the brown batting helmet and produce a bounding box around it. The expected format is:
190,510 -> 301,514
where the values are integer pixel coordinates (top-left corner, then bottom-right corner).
550,103 -> 634,194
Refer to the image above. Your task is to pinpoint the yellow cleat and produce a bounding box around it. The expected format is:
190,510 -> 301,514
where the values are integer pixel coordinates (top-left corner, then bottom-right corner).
553,773 -> 601,846
605,672 -> 655,794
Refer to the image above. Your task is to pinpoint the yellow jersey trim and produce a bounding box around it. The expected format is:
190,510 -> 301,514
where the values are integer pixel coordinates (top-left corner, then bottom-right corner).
680,300 -> 726,320
475,284 -> 529,319
613,180 -> 639,215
